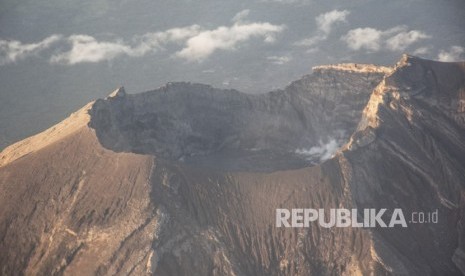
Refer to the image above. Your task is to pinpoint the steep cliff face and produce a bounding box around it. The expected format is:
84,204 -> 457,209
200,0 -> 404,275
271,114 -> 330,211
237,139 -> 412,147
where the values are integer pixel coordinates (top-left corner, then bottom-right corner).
341,55 -> 465,275
0,57 -> 464,275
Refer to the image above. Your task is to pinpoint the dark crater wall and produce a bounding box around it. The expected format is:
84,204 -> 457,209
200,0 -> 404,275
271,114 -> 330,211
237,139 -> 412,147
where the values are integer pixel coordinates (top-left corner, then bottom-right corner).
89,69 -> 385,172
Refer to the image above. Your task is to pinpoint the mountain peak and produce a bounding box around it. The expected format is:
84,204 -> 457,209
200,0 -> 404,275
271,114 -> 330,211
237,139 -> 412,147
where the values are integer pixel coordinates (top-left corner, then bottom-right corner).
347,55 -> 465,151
106,86 -> 126,99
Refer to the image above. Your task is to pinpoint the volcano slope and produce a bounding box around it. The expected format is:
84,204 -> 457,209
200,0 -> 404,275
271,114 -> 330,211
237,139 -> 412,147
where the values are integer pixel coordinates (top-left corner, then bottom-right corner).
0,56 -> 464,275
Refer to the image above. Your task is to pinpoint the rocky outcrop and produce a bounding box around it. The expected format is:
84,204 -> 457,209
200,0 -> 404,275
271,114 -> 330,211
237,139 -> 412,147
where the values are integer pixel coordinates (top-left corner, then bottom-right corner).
312,63 -> 392,74
0,56 -> 464,275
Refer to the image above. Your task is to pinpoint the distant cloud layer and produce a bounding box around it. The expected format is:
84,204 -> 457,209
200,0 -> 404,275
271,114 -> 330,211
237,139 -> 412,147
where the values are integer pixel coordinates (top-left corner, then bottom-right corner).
51,26 -> 202,64
295,9 -> 349,47
0,13 -> 284,65
267,55 -> 292,64
50,35 -> 145,64
0,35 -> 61,65
437,46 -> 464,62
317,9 -> 350,35
176,22 -> 283,62
342,26 -> 430,52
2,9 -> 461,67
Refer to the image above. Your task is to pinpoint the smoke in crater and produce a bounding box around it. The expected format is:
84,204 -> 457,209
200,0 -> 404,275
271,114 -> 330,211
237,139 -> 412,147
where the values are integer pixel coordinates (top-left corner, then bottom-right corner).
295,131 -> 346,163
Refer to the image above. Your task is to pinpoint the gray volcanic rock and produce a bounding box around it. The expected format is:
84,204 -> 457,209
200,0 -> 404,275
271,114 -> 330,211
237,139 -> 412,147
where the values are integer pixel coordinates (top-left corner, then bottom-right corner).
0,56 -> 464,275
89,65 -> 386,171
340,55 -> 465,275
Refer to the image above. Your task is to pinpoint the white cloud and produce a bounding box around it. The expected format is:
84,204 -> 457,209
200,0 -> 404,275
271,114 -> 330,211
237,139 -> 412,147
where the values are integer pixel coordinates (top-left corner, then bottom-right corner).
51,26 -> 202,65
0,35 -> 61,65
342,26 -> 430,52
316,10 -> 350,35
232,9 -> 250,23
437,46 -> 464,62
385,30 -> 430,51
295,9 -> 349,47
51,35 -> 141,64
342,27 -> 383,51
176,22 -> 284,62
267,55 -> 292,64
2,14 -> 283,65
294,36 -> 325,47
141,25 -> 202,44
412,46 -> 430,56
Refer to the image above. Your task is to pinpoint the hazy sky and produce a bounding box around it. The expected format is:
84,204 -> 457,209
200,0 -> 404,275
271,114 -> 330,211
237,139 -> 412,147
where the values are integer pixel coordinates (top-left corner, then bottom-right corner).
0,0 -> 464,148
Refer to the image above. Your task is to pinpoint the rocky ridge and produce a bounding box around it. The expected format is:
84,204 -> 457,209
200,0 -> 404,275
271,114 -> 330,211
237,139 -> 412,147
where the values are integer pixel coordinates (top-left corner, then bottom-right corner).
88,66 -> 385,171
